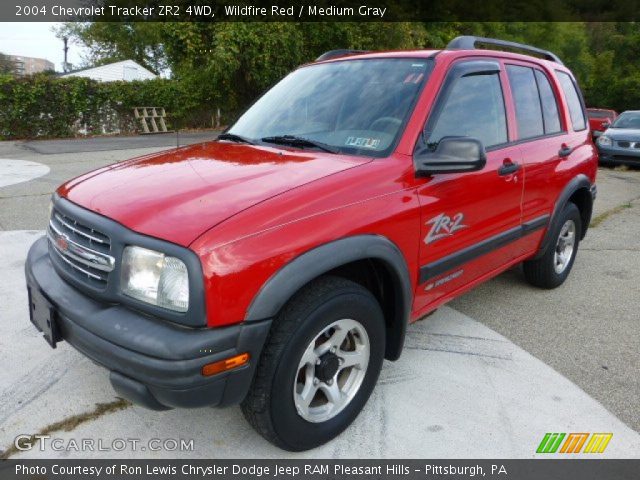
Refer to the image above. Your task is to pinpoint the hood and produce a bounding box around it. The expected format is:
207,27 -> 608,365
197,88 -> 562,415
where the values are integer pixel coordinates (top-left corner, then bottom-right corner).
59,142 -> 371,246
603,128 -> 640,140
589,117 -> 612,130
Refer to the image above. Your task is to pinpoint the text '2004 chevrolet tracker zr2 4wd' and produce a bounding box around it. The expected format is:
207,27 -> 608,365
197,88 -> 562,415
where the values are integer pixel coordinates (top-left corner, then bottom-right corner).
26,36 -> 598,451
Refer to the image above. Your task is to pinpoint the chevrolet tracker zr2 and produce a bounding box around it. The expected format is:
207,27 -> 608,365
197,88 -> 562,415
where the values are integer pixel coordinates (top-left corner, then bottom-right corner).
26,36 -> 598,451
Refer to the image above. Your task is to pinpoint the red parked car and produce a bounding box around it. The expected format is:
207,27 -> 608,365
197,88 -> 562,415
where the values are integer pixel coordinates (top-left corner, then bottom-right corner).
26,36 -> 598,450
586,108 -> 618,138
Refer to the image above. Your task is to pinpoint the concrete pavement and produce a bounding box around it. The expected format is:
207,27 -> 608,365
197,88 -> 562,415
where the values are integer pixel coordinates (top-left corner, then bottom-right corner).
0,159 -> 49,189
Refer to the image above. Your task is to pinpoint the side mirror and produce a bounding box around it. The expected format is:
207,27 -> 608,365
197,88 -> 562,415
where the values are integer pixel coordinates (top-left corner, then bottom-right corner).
602,121 -> 611,129
415,136 -> 487,176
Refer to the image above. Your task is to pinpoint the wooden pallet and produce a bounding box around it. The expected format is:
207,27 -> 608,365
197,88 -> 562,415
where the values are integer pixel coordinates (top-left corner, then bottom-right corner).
133,107 -> 173,134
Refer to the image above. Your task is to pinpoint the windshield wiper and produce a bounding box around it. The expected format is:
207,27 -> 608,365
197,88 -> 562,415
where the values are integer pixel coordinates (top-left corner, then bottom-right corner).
261,135 -> 339,154
217,133 -> 255,145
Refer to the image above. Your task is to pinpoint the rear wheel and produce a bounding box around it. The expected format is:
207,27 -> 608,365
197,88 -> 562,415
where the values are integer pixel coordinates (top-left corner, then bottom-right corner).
241,276 -> 385,451
523,202 -> 582,289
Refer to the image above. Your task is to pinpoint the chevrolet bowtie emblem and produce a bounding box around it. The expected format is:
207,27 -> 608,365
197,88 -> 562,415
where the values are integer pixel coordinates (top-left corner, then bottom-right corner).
56,233 -> 69,252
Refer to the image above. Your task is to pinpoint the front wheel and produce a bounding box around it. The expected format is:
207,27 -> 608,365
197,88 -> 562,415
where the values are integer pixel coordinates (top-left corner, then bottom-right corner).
523,202 -> 582,289
241,276 -> 385,451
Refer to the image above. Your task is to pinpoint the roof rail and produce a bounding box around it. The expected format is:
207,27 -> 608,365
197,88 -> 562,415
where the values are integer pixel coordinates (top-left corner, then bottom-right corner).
446,36 -> 564,65
315,49 -> 369,62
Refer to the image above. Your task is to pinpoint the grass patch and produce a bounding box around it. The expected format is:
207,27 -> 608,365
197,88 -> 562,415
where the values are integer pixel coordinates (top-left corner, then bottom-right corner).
590,202 -> 633,228
0,398 -> 131,459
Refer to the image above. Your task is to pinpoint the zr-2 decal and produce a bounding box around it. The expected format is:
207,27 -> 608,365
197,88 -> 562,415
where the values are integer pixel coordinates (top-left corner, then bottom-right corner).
424,212 -> 468,244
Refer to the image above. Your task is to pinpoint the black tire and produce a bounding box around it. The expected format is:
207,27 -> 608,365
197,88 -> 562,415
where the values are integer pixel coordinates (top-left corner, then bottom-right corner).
523,202 -> 582,289
241,276 -> 385,451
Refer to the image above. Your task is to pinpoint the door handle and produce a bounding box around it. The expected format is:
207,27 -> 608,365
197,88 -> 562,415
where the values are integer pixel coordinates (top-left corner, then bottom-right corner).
498,159 -> 520,176
559,144 -> 573,157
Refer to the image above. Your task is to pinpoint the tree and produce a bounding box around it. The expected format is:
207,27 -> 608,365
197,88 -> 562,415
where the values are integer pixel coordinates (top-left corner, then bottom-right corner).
582,22 -> 640,110
55,23 -> 168,74
55,21 -> 640,113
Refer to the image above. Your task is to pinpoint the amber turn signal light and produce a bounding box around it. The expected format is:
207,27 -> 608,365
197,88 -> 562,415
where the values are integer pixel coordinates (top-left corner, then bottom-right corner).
201,352 -> 250,377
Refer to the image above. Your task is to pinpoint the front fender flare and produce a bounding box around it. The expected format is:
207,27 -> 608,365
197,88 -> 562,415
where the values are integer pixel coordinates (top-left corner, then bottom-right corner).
245,235 -> 412,360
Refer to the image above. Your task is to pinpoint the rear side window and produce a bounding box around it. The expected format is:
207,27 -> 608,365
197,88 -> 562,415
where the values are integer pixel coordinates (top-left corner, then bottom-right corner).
534,70 -> 561,134
556,71 -> 587,131
587,110 -> 613,119
507,65 -> 544,139
428,73 -> 507,148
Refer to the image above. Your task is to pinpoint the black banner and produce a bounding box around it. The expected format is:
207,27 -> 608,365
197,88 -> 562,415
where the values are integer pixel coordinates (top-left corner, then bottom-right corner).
0,460 -> 639,480
3,0 -> 640,22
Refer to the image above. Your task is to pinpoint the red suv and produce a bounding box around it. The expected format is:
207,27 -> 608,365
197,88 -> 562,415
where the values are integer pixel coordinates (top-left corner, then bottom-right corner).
26,37 -> 598,451
586,108 -> 618,138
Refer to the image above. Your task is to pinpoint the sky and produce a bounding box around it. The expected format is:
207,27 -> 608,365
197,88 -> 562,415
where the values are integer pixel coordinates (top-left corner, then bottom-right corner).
0,22 -> 88,71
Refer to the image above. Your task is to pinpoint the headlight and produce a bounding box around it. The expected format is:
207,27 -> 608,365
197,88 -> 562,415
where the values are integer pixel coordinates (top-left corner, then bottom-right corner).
598,136 -> 612,147
121,246 -> 189,312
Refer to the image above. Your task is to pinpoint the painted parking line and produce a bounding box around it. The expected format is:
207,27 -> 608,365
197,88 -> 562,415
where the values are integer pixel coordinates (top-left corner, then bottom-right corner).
0,159 -> 50,189
1,231 -> 639,459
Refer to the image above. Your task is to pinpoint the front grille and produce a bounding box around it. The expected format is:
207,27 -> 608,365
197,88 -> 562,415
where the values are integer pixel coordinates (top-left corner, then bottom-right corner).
615,140 -> 640,149
52,210 -> 110,252
48,208 -> 114,289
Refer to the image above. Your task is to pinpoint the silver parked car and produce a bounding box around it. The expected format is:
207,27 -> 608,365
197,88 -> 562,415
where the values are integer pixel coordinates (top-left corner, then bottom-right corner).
597,110 -> 640,166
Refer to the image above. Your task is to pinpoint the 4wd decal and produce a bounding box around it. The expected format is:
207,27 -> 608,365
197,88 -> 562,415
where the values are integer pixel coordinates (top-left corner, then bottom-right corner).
424,212 -> 468,244
425,269 -> 464,291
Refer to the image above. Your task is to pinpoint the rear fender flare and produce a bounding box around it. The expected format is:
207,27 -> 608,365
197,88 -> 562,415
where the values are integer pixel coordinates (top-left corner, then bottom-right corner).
535,174 -> 593,259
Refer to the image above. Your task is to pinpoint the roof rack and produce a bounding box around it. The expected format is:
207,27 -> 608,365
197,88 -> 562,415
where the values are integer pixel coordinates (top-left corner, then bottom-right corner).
446,36 -> 564,65
315,49 -> 369,62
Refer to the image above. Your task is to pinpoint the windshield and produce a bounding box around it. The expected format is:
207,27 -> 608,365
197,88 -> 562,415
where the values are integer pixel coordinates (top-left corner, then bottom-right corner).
228,58 -> 433,157
611,112 -> 640,129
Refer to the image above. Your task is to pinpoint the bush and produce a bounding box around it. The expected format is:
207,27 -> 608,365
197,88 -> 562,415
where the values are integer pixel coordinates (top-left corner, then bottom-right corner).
0,74 -> 219,140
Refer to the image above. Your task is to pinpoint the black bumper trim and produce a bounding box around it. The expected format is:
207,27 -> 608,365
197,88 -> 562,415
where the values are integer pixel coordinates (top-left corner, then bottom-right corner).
25,236 -> 271,409
110,371 -> 172,411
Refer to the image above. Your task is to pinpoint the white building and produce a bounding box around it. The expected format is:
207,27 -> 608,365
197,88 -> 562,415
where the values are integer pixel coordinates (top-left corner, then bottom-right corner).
6,55 -> 54,76
60,59 -> 157,82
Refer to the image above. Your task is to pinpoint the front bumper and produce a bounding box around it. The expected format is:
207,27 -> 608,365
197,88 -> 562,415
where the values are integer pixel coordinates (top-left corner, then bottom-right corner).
597,144 -> 640,165
25,236 -> 271,410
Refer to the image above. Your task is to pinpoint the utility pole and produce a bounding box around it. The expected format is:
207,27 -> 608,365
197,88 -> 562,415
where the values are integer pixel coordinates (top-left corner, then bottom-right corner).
63,37 -> 70,72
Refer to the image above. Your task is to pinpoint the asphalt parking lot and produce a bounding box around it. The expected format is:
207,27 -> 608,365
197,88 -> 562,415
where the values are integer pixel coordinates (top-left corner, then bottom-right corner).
0,135 -> 638,458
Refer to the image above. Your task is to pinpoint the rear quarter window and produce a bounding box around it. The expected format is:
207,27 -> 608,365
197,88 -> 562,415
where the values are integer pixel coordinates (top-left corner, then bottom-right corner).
556,71 -> 587,131
534,70 -> 562,134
